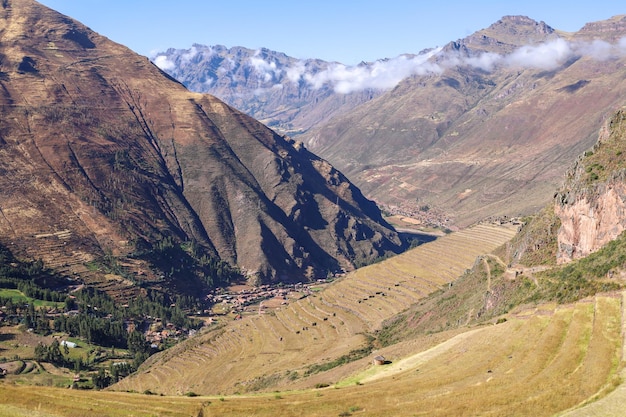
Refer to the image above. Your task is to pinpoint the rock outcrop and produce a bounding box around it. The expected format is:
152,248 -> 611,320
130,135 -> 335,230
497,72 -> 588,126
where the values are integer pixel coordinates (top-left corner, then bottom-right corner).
555,109 -> 626,263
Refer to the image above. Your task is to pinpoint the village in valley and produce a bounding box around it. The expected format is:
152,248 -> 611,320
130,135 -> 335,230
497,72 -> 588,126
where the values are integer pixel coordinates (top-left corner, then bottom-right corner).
203,279 -> 331,320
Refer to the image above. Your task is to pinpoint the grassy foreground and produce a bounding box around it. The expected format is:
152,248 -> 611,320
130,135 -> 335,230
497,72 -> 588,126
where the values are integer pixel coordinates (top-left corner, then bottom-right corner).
1,291 -> 624,416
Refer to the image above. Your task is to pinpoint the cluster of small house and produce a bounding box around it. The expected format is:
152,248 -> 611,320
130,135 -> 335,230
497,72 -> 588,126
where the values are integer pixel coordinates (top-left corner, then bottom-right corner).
204,281 -> 328,316
382,203 -> 452,229
144,321 -> 185,348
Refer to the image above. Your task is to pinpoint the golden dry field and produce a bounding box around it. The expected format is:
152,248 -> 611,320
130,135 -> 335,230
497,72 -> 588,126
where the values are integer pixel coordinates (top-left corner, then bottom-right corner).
113,223 -> 518,395
3,223 -> 625,416
0,292 -> 624,416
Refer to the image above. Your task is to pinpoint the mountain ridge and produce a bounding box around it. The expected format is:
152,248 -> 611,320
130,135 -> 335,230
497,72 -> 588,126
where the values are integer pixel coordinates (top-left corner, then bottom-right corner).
153,43 -> 383,136
0,0 -> 404,293
301,15 -> 626,227
157,15 -> 626,229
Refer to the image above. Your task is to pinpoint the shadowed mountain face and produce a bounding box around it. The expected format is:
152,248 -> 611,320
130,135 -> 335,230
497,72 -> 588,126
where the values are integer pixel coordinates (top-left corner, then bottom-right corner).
0,0 -> 404,292
301,15 -> 626,227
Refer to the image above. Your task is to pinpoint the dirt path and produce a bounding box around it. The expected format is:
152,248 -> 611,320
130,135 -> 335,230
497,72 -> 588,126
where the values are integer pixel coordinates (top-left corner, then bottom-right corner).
354,327 -> 488,384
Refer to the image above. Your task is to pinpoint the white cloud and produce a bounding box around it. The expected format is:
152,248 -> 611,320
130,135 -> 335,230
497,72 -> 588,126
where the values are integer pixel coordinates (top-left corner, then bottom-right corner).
153,55 -> 175,71
153,36 -> 626,95
504,38 -> 574,70
253,84 -> 284,96
461,52 -> 502,72
575,37 -> 626,61
298,48 -> 443,94
297,37 -> 626,94
153,46 -> 202,71
180,46 -> 201,64
286,61 -> 306,83
458,36 -> 626,73
577,39 -> 613,60
249,51 -> 282,82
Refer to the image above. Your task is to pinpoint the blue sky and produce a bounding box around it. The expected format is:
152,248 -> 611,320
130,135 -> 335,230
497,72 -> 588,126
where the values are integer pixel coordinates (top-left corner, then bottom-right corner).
38,0 -> 624,65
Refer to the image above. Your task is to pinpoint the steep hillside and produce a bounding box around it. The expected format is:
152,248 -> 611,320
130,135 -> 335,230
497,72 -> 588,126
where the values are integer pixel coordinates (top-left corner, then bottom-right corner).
6,108 -> 626,417
113,223 -> 517,395
152,45 -> 382,136
302,15 -> 626,227
392,107 -> 626,344
0,0 -> 403,294
556,108 -> 626,263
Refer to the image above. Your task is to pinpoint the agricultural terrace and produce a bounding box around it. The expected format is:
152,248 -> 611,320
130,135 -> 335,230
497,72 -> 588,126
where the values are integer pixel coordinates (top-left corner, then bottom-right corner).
1,291 -> 623,417
114,222 -> 518,395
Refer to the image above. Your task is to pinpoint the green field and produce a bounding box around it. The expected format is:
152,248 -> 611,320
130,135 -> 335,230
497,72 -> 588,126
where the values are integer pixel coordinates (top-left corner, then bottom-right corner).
0,289 -> 63,308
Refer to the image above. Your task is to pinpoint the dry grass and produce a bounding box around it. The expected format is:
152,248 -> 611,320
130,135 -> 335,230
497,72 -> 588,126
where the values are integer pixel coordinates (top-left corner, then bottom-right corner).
113,223 -> 517,395
0,385 -> 203,417
0,292 -> 623,416
6,223 -> 623,416
193,293 -> 626,416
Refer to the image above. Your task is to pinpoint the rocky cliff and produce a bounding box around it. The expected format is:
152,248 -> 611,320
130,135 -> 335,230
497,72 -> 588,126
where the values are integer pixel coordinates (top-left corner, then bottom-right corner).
555,109 -> 626,263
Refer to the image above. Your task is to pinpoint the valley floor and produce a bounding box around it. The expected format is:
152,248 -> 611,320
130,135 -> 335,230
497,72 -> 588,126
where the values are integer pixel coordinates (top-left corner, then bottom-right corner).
0,291 -> 624,416
1,223 -> 624,416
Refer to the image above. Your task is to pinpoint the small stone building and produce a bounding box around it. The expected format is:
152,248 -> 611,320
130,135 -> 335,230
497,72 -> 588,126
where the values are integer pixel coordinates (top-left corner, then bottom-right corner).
373,355 -> 386,366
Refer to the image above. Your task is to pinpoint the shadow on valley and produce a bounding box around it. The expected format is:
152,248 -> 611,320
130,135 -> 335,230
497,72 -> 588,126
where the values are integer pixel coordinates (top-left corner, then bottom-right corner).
399,231 -> 438,248
0,333 -> 15,343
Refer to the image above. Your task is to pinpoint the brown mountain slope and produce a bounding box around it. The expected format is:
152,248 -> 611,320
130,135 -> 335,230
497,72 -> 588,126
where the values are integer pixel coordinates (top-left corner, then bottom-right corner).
302,15 -> 626,228
0,0 -> 403,293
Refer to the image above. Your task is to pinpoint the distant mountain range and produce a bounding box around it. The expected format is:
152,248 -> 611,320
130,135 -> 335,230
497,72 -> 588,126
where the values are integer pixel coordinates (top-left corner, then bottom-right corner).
153,44 -> 391,136
155,15 -> 626,228
0,0 -> 404,294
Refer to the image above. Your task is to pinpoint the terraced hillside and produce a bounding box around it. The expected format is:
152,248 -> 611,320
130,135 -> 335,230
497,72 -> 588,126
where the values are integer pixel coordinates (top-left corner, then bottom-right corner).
1,291 -> 623,416
114,223 -> 518,395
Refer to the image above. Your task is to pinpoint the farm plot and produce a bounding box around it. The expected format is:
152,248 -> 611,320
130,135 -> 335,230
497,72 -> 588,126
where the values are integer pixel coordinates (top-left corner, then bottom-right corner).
1,288 -> 622,417
114,223 -> 517,395
192,293 -> 624,417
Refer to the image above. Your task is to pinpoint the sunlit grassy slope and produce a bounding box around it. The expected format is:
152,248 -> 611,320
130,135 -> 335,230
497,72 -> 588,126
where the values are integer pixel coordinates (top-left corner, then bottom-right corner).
1,291 -> 623,417
5,222 -> 625,416
114,223 -> 517,395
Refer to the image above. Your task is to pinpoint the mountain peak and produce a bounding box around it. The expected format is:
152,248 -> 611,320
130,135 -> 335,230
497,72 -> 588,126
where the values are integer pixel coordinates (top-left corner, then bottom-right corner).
492,15 -> 554,33
577,15 -> 626,41
454,15 -> 556,54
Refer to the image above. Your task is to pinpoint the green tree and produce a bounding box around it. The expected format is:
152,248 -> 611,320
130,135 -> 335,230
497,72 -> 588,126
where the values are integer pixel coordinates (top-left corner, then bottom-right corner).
92,367 -> 111,389
127,330 -> 148,356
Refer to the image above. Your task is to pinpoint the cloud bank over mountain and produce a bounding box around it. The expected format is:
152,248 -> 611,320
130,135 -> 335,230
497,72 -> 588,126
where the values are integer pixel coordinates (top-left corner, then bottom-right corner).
298,49 -> 443,94
153,37 -> 626,94
455,37 -> 626,72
